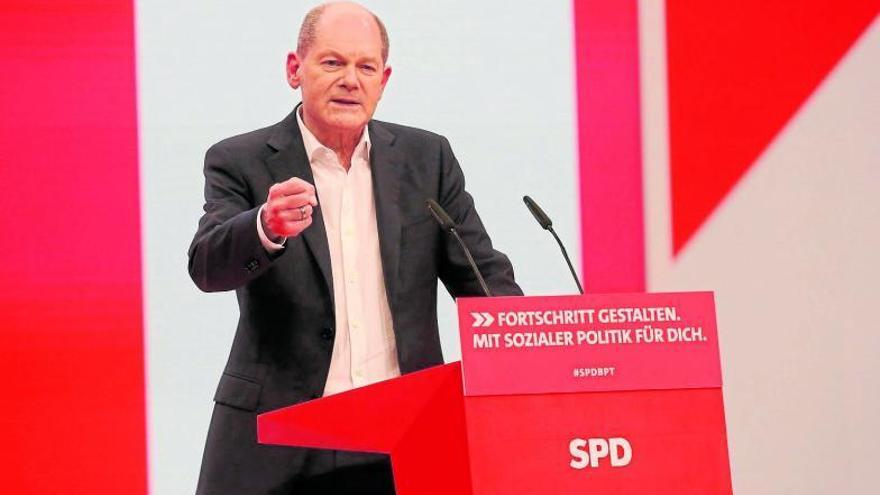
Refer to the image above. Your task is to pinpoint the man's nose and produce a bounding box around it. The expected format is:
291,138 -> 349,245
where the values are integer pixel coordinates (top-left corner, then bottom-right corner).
339,64 -> 358,89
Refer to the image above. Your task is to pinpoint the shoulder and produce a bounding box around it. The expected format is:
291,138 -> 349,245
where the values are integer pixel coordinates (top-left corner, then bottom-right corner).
369,119 -> 451,153
369,120 -> 462,194
206,113 -> 294,163
211,125 -> 274,150
206,125 -> 275,163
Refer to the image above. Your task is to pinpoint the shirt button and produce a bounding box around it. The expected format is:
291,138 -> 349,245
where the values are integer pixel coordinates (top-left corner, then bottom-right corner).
354,370 -> 363,379
351,320 -> 360,330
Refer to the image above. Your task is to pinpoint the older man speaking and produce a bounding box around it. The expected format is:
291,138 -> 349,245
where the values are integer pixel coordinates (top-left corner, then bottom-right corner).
188,2 -> 521,493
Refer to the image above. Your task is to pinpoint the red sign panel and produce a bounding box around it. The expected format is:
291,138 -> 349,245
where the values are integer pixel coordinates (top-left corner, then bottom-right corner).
457,292 -> 721,396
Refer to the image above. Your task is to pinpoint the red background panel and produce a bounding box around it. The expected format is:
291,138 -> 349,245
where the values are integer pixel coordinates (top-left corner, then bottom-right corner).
0,1 -> 147,493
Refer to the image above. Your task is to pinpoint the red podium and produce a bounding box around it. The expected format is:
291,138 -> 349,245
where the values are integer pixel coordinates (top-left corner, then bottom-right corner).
258,292 -> 733,494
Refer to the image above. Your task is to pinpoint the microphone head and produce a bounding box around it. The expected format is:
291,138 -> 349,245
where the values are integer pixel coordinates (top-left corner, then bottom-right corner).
523,195 -> 553,230
425,199 -> 457,232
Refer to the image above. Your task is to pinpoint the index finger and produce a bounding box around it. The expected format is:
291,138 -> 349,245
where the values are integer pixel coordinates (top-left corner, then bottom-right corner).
277,177 -> 314,196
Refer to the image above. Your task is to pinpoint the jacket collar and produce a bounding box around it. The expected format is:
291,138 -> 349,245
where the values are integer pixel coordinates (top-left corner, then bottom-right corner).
367,118 -> 403,311
265,106 -> 334,302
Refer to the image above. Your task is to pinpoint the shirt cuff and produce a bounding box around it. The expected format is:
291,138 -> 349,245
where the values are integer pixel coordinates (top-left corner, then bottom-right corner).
257,203 -> 287,252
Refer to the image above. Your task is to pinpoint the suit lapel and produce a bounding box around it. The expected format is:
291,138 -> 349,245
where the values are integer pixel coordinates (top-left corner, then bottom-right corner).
266,109 -> 334,303
368,121 -> 403,309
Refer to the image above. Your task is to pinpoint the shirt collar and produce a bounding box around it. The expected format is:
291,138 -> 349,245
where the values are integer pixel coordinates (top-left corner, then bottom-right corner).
295,105 -> 371,164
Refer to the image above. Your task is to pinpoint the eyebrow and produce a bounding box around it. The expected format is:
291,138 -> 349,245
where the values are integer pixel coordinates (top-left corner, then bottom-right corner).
317,49 -> 380,65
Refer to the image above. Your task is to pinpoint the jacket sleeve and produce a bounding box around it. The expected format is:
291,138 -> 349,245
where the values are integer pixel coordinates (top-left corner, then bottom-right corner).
188,142 -> 278,292
435,136 -> 523,298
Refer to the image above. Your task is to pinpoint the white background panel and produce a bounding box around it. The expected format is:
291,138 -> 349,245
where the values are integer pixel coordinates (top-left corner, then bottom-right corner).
137,1 -> 578,492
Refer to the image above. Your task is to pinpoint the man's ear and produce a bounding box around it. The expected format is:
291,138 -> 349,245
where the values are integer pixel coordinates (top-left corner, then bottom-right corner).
286,52 -> 302,90
379,65 -> 392,97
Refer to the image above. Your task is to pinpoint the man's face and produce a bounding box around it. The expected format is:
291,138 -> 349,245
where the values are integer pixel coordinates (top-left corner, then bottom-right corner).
288,7 -> 391,138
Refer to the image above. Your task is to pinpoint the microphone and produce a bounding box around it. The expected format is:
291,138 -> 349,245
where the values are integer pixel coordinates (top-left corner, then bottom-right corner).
523,195 -> 552,229
523,195 -> 584,294
425,199 -> 492,297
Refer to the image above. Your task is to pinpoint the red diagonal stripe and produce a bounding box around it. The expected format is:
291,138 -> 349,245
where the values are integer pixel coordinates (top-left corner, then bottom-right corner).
667,1 -> 880,254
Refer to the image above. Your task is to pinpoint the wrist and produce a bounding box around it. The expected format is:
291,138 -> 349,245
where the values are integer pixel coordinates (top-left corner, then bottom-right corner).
260,206 -> 284,243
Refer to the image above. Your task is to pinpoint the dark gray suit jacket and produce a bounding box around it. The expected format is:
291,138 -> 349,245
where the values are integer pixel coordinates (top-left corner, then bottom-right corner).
189,108 -> 521,494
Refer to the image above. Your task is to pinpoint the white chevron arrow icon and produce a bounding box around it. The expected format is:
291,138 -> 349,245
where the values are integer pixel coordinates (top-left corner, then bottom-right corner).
470,312 -> 495,327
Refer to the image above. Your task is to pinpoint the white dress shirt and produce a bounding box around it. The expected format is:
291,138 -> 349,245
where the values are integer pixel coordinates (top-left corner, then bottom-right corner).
257,110 -> 401,396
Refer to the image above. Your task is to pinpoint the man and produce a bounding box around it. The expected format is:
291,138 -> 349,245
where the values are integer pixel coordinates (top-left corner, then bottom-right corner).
189,2 -> 520,494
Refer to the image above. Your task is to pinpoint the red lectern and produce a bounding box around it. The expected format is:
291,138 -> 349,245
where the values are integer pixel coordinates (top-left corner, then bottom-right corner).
258,292 -> 733,494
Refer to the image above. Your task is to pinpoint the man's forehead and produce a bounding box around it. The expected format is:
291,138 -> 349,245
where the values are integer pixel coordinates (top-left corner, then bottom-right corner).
315,5 -> 381,40
311,8 -> 383,59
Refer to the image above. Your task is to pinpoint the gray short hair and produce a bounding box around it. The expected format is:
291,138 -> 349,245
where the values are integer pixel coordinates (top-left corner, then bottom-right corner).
297,3 -> 390,63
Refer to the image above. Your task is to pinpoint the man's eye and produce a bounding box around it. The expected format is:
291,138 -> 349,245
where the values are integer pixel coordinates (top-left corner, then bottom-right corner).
323,60 -> 342,67
360,65 -> 376,72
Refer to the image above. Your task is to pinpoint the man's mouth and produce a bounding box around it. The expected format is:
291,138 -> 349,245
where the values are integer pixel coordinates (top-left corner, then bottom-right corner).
330,98 -> 360,106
